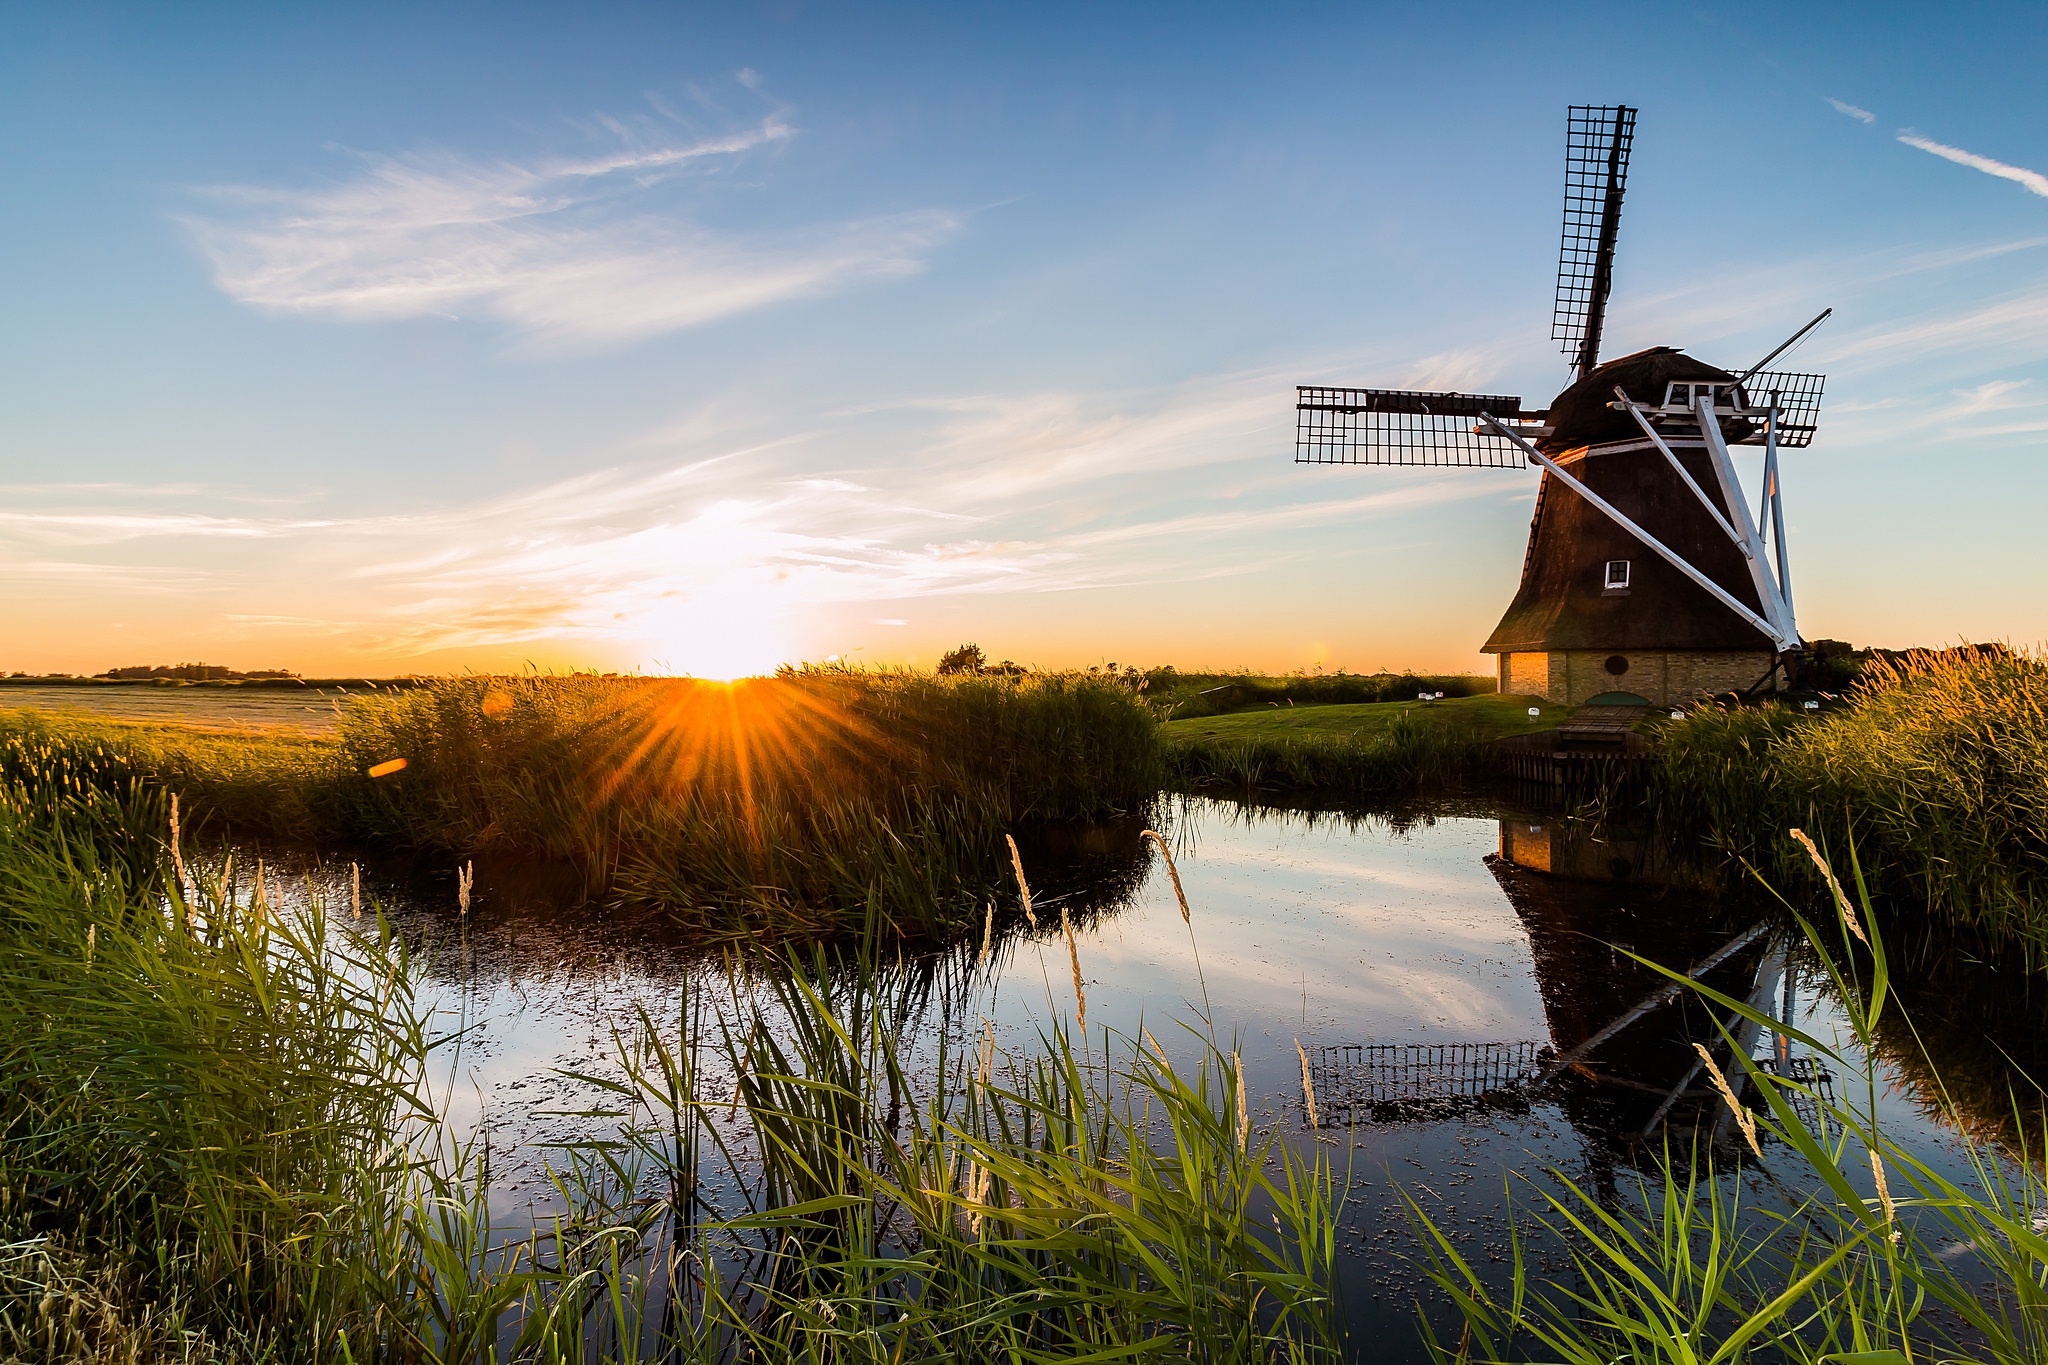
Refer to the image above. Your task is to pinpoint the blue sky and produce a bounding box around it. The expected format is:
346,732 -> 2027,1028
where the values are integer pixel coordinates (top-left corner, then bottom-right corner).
3,2 -> 2045,676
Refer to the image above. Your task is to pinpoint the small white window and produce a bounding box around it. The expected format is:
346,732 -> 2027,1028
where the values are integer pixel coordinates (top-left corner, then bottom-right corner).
1604,559 -> 1631,589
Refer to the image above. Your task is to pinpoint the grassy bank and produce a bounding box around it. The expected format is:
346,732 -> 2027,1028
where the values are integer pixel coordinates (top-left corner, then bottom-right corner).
11,732 -> 2048,1361
0,738 -> 470,1358
1,746 -> 1342,1362
1144,668 -> 1495,722
1653,647 -> 2048,962
0,669 -> 1160,939
1160,694 -> 1549,800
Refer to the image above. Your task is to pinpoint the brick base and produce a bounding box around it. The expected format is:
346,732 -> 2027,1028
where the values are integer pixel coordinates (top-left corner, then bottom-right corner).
1495,650 -> 1778,706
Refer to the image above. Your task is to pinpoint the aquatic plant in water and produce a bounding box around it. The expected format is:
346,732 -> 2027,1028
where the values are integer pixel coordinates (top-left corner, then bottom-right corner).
1410,832 -> 2048,1364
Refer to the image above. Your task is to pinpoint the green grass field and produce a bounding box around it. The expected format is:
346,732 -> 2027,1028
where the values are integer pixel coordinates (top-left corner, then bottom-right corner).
1159,692 -> 1553,745
1156,694 -> 1556,799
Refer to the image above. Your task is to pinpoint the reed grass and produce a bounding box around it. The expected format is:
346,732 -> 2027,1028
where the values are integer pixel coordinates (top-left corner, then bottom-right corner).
1,667 -> 1163,940
1652,647 -> 2048,960
1411,834 -> 2048,1364
2,732 -> 1342,1362
513,955 -> 1344,1362
0,727 -> 502,1360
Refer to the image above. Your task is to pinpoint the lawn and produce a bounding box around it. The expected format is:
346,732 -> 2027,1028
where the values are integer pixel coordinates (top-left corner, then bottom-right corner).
1159,692 -> 1555,745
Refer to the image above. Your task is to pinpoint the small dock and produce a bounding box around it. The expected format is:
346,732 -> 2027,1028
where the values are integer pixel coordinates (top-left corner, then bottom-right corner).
1495,701 -> 1658,801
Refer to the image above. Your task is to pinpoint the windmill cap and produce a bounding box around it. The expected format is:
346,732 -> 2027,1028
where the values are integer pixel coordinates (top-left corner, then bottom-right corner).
1540,347 -> 1756,454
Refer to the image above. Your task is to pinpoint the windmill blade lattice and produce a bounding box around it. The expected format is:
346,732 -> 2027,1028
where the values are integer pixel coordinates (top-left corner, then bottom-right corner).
1554,105 -> 1637,377
1295,386 -> 1529,468
1736,370 -> 1826,448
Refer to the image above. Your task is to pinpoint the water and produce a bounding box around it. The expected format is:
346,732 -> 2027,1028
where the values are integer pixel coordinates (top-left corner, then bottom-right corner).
307,794 -> 2016,1355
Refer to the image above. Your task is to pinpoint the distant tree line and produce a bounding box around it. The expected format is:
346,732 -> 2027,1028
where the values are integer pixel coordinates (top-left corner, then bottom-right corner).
96,663 -> 299,681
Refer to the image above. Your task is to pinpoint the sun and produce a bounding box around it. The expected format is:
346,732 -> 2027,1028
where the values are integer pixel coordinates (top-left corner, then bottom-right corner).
636,603 -> 796,681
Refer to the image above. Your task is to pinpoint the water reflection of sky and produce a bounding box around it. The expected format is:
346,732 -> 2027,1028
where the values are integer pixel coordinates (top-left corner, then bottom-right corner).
275,796 -> 2017,1361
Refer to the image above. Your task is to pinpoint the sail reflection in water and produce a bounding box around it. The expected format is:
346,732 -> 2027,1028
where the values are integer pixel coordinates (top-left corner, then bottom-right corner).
1311,1041 -> 1542,1124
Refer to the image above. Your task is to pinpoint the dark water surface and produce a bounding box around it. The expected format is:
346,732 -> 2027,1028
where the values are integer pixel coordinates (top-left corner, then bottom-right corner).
292,795 -> 2013,1357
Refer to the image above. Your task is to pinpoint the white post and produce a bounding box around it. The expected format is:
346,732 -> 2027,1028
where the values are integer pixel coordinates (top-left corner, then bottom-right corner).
1693,396 -> 1797,645
1766,398 -> 1794,630
1479,415 -> 1795,650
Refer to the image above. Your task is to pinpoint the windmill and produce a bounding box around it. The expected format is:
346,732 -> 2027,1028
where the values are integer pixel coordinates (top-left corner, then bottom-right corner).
1297,105 -> 1829,707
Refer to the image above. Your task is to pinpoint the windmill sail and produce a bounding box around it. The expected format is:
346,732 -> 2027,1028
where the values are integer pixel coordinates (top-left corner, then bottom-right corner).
1733,370 -> 1826,448
1554,105 -> 1636,380
1295,386 -> 1529,468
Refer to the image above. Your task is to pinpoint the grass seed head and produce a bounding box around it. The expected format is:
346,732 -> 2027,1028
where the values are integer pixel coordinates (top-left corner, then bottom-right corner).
1789,828 -> 1866,945
1062,903 -> 1085,1033
1141,829 -> 1191,924
1693,1043 -> 1762,1159
1869,1148 -> 1901,1242
1234,1050 -> 1249,1151
1006,834 -> 1037,929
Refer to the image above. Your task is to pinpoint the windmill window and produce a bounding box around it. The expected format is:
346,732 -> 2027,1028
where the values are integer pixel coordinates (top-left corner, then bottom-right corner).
1664,381 -> 1732,410
1604,559 -> 1631,590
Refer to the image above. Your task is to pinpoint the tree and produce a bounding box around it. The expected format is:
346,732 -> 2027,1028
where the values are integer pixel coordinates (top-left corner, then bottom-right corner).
937,643 -> 986,676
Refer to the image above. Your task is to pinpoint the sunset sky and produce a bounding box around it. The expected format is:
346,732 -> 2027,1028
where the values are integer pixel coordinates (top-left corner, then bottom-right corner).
3,2 -> 2045,678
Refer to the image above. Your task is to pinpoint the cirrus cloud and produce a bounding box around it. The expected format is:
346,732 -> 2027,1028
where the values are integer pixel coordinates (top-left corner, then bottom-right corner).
182,114 -> 963,350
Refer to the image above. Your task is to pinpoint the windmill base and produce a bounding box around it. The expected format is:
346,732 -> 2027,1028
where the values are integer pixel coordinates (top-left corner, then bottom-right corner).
1497,650 -> 1779,707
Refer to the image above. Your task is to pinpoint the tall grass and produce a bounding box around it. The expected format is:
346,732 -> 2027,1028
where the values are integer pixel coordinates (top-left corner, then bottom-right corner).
0,729 -> 501,1360
337,670 -> 1160,938
1,668 -> 1163,940
2,727 -> 1341,1361
1653,647 -> 2048,959
508,956 -> 1344,1362
1412,834 -> 2048,1364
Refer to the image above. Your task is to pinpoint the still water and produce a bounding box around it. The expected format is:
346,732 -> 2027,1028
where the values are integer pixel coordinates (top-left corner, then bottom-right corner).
318,795 -> 2008,1354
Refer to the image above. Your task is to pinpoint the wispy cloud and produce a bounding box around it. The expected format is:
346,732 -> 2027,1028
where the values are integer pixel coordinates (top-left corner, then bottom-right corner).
1825,284 -> 2048,362
1827,98 -> 1876,125
0,509 -> 337,545
0,360 -> 1521,665
1898,132 -> 2048,199
184,114 -> 962,349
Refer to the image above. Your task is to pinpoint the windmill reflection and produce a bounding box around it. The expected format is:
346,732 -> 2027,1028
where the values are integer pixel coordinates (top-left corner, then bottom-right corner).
1312,815 -> 1827,1156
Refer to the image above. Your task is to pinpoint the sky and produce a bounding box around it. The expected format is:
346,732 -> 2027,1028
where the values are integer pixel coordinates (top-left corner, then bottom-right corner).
2,1 -> 2045,679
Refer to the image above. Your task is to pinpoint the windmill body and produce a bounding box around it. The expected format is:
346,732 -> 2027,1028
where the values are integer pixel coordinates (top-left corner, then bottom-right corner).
1487,348 -> 1782,705
1297,107 -> 1827,707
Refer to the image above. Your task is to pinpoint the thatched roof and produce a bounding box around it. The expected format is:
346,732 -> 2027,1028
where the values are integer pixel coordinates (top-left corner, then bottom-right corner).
1483,346 -> 1775,654
1538,347 -> 1755,455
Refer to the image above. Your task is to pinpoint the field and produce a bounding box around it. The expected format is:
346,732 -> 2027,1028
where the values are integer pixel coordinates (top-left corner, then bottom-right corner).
1141,668 -> 1496,721
0,681 -> 371,733
1159,693 -> 1551,798
1160,692 -> 1549,744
